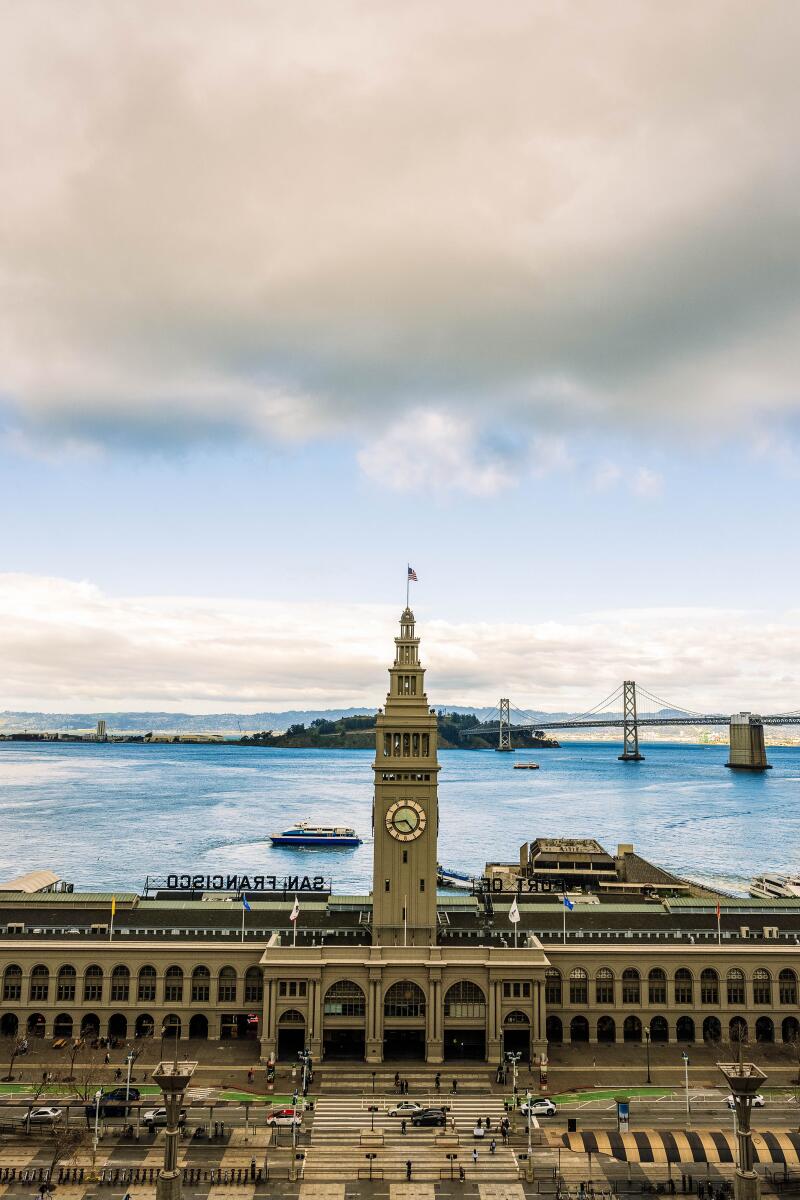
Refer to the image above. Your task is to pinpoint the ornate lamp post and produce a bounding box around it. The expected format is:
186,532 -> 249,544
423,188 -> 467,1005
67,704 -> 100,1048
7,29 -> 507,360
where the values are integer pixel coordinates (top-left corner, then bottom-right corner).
717,1060 -> 766,1200
151,1059 -> 197,1200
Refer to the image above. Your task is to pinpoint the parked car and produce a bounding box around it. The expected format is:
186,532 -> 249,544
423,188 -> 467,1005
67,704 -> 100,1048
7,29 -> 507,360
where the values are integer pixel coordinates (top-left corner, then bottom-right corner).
388,1101 -> 424,1117
411,1108 -> 446,1127
27,1107 -> 62,1125
142,1107 -> 187,1127
520,1098 -> 557,1117
726,1093 -> 765,1109
101,1087 -> 141,1103
92,1087 -> 142,1117
265,1107 -> 302,1128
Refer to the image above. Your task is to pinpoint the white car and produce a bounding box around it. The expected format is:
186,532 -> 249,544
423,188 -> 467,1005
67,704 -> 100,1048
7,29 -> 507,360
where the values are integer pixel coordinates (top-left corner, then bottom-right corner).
142,1107 -> 187,1127
388,1101 -> 424,1117
265,1107 -> 302,1127
726,1093 -> 765,1109
520,1098 -> 557,1117
27,1107 -> 63,1124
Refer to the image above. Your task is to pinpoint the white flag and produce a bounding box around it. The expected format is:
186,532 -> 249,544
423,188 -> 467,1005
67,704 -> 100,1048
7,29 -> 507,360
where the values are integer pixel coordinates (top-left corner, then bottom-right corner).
290,896 -> 300,923
508,896 -> 520,924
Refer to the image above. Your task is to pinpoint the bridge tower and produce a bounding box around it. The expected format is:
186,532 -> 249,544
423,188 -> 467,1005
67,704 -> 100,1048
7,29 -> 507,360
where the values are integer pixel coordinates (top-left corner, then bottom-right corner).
497,698 -> 513,752
618,680 -> 645,762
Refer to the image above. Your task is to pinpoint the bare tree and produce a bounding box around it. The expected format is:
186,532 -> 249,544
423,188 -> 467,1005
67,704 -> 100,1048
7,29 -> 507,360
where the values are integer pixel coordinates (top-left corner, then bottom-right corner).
2,1035 -> 25,1082
63,1038 -> 85,1083
74,1050 -> 102,1102
46,1126 -> 91,1182
785,1029 -> 800,1085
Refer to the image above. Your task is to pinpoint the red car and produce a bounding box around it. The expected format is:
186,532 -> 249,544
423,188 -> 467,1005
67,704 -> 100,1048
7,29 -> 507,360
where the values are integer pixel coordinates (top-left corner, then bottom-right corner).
265,1107 -> 302,1127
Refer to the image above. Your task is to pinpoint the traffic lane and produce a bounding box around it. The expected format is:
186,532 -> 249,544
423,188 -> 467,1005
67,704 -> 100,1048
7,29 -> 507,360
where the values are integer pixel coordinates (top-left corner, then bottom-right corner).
544,1113 -> 800,1131
0,1104 -> 273,1130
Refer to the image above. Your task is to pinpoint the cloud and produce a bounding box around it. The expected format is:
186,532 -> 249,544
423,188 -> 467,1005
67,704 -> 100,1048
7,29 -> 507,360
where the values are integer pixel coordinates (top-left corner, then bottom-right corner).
0,573 -> 798,715
2,0 -> 800,476
631,467 -> 664,498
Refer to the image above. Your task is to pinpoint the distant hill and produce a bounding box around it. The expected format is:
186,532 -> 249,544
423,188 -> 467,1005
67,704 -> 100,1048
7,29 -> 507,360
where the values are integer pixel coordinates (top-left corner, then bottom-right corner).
0,705 -> 513,735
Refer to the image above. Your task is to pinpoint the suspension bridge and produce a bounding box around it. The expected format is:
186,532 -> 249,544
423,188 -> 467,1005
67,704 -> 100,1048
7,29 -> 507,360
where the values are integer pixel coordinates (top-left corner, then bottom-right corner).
459,682 -> 800,771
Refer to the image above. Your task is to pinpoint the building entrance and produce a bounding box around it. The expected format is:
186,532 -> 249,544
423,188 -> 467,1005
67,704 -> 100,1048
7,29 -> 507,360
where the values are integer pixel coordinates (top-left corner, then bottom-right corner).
502,1027 -> 530,1057
220,1013 -> 260,1041
383,1029 -> 425,1060
323,1028 -> 365,1060
277,1025 -> 306,1060
444,1029 -> 486,1060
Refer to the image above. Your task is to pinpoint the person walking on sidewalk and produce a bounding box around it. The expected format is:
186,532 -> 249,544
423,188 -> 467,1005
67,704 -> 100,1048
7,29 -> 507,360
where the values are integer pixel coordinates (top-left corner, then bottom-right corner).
472,1148 -> 478,1167
406,1160 -> 412,1181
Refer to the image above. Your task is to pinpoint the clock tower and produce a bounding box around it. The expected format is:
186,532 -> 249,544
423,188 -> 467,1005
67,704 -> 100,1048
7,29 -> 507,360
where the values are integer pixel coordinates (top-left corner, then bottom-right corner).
372,607 -> 439,946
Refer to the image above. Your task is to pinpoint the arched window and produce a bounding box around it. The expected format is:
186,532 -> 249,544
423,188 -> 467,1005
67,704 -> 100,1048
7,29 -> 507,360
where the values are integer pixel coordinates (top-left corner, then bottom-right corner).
504,1010 -> 529,1024
569,968 -> 588,1006
545,969 -> 562,1005
753,968 -> 771,1005
137,965 -> 157,1003
648,968 -> 667,1005
727,968 -> 745,1005
729,1016 -> 748,1044
56,964 -> 76,1002
622,968 -> 640,1005
3,964 -> 22,1002
218,967 -> 237,1003
755,1015 -> 774,1043
597,1015 -> 616,1044
54,1013 -> 73,1039
623,1015 -> 642,1043
111,965 -> 130,1002
444,981 -> 486,1019
83,965 -> 103,1002
570,1015 -> 589,1042
700,968 -> 719,1005
595,968 -> 614,1006
164,966 -> 184,1003
676,1015 -> 695,1043
29,965 -> 49,1003
779,969 -> 798,1006
135,1013 -> 154,1038
278,1008 -> 305,1023
674,968 -> 693,1005
324,980 -> 366,1017
384,980 -> 426,1018
191,966 -> 210,1003
244,967 -> 263,1003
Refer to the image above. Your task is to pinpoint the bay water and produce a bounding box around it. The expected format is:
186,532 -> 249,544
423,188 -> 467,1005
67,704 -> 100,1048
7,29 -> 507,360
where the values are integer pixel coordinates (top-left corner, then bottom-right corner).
0,740 -> 798,895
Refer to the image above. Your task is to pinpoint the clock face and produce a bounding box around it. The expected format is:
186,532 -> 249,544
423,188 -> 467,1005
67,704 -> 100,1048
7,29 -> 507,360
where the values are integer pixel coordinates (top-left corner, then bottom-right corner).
385,799 -> 427,841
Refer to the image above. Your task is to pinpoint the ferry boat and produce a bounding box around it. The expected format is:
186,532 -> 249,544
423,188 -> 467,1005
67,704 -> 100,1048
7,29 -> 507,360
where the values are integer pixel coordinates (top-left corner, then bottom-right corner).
750,872 -> 800,900
270,822 -> 362,848
513,762 -> 540,770
437,864 -> 473,890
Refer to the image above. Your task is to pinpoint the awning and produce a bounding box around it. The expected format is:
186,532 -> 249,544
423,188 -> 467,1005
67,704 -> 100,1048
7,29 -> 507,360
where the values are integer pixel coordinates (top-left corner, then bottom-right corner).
557,1130 -> 800,1166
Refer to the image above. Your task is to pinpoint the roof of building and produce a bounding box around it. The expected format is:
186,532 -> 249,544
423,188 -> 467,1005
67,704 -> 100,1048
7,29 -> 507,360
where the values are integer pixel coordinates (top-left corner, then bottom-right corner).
0,870 -> 62,893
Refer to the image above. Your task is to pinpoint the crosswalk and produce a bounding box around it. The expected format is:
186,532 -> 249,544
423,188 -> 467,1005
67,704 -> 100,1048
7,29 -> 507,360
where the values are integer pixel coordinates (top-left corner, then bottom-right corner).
303,1095 -> 520,1182
318,1068 -> 492,1095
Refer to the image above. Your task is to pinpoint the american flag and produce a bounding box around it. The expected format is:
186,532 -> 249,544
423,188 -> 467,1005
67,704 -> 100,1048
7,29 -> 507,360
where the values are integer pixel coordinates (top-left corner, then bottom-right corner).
407,566 -> 418,581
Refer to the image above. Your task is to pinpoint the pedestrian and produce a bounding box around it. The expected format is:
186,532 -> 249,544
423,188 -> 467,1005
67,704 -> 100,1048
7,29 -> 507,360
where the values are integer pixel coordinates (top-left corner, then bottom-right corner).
104,1053 -> 110,1065
247,1068 -> 254,1084
401,1119 -> 407,1136
490,1138 -> 496,1155
459,1165 -> 465,1183
406,1160 -> 412,1182
485,1115 -> 492,1131
472,1148 -> 478,1166
435,1072 -> 441,1093
394,1072 -> 400,1091
452,1078 -> 458,1095
698,1184 -> 705,1200
115,1068 -> 122,1082
477,1117 -> 482,1130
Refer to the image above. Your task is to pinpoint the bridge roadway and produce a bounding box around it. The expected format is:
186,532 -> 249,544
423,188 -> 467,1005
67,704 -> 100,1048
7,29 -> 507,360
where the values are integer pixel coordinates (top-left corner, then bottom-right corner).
463,715 -> 800,736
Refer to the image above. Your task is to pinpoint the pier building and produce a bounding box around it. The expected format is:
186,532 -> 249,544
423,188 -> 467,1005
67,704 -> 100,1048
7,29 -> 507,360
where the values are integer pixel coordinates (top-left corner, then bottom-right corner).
2,609 -> 800,1064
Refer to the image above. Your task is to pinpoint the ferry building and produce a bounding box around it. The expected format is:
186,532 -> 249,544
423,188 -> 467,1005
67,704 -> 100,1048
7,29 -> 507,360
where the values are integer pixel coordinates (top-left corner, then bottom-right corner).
2,609 -> 800,1064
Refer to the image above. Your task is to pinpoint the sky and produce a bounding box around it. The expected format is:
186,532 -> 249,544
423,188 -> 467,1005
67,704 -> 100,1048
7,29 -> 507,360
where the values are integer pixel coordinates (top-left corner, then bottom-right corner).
1,0 -> 800,714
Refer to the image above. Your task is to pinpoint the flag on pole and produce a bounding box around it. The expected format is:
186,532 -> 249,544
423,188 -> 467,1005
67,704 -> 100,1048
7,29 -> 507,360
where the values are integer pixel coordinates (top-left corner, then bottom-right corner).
407,566 -> 418,581
290,896 -> 300,923
716,900 -> 721,944
508,896 -> 520,924
242,894 -> 252,912
111,896 -> 116,917
562,894 -> 575,911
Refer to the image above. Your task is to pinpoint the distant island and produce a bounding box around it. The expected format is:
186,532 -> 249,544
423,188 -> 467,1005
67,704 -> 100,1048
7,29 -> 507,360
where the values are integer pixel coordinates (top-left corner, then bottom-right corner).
239,711 -> 559,751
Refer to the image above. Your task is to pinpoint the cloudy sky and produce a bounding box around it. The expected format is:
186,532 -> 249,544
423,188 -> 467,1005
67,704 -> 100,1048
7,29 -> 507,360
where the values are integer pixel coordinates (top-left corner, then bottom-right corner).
1,0 -> 799,713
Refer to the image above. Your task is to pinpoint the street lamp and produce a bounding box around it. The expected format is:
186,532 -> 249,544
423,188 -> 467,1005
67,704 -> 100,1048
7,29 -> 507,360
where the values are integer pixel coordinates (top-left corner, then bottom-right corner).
92,1088 -> 102,1166
644,1029 -> 651,1085
125,1049 -> 136,1104
371,1070 -> 376,1097
717,1059 -> 766,1200
682,1051 -> 691,1127
151,1057 -> 197,1200
525,1089 -> 534,1182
